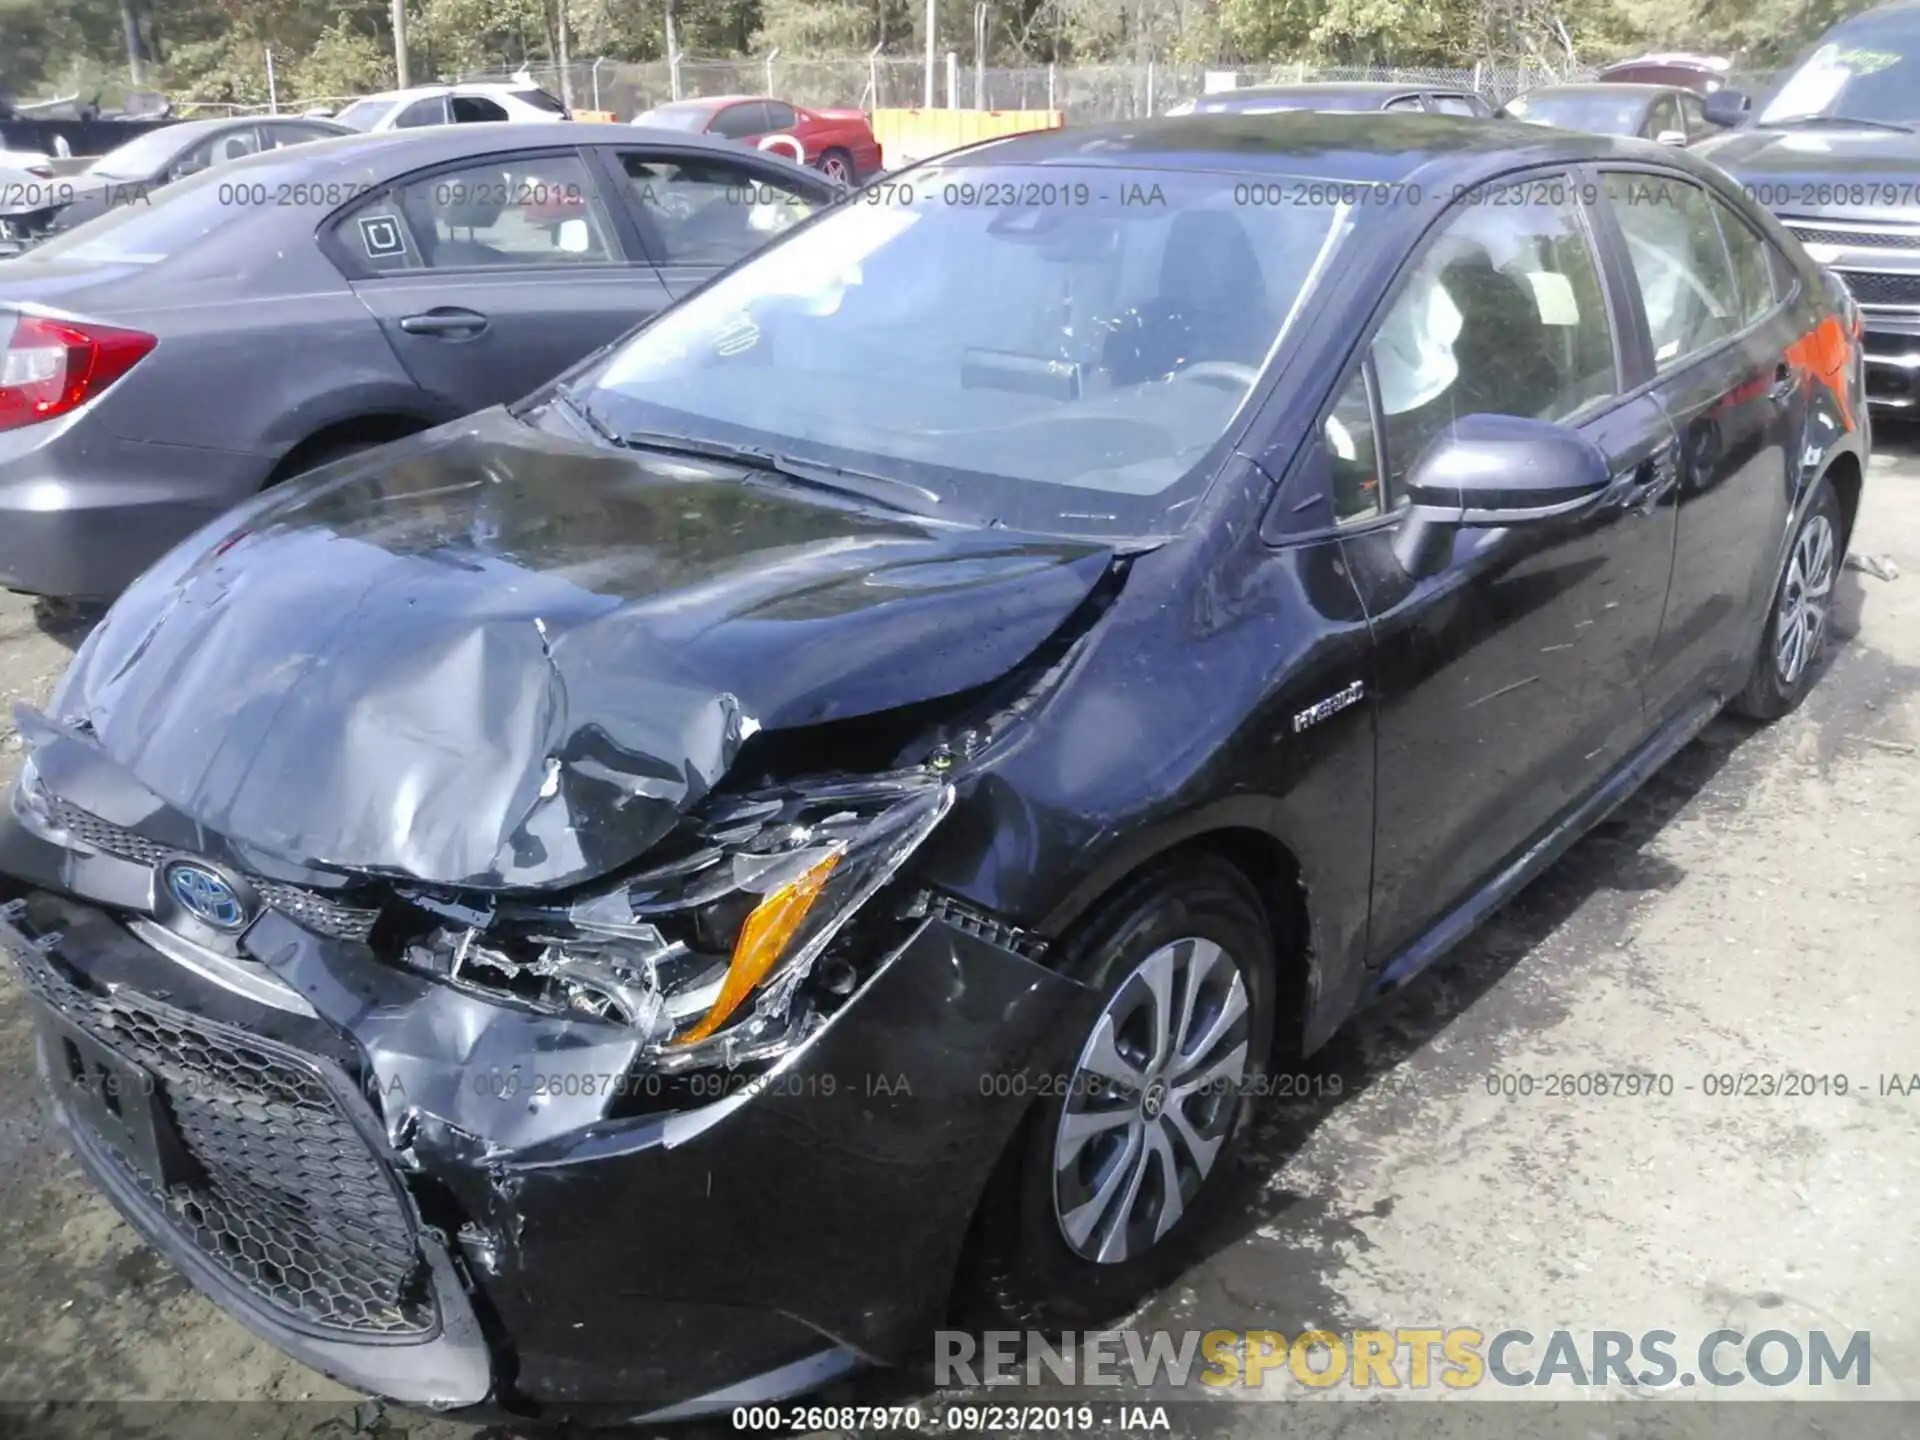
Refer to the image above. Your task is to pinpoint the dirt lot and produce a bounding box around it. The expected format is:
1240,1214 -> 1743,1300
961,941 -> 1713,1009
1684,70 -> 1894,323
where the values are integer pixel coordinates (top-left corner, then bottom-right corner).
0,434 -> 1916,1438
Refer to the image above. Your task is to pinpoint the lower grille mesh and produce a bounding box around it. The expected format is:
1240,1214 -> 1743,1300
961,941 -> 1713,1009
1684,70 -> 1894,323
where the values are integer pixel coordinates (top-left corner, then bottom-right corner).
1837,270 -> 1920,308
11,932 -> 434,1337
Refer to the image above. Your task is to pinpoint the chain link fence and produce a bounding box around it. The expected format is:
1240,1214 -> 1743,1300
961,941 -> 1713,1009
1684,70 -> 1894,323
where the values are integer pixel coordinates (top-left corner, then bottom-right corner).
455,56 -> 1605,123
178,57 -> 1787,127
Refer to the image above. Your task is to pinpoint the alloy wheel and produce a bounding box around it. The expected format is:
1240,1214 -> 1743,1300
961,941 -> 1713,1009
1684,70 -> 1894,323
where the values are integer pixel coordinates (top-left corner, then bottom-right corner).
821,154 -> 853,183
1052,936 -> 1251,1265
1775,512 -> 1836,687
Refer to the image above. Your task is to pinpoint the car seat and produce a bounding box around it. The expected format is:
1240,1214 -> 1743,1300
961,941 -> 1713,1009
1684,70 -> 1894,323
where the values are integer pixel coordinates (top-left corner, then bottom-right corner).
406,186 -> 509,267
1102,210 -> 1276,385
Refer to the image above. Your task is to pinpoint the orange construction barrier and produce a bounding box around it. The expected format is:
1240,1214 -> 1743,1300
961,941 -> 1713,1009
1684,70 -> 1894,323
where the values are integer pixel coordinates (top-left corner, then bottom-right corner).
571,109 -> 618,123
868,108 -> 1065,170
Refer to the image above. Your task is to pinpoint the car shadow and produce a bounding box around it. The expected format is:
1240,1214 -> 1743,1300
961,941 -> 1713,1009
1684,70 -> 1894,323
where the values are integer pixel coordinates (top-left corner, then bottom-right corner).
29,597 -> 103,650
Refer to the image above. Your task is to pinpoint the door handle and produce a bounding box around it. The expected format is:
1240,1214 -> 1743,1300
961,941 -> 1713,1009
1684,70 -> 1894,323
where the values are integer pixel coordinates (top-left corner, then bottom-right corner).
398,307 -> 489,338
1613,452 -> 1678,517
1769,362 -> 1797,405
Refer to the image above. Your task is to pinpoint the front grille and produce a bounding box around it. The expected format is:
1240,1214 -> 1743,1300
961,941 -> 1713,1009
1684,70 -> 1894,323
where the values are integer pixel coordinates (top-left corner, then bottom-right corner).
45,797 -> 380,942
1784,222 -> 1920,251
10,928 -> 434,1337
1835,270 -> 1920,308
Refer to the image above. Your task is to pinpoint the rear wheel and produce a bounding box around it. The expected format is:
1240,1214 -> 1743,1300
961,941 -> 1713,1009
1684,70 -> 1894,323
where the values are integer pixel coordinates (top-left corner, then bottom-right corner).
964,856 -> 1276,1327
1730,476 -> 1844,721
818,148 -> 855,184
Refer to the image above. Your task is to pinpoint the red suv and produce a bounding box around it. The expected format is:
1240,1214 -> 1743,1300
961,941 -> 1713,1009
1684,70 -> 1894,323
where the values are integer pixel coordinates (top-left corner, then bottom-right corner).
632,96 -> 883,183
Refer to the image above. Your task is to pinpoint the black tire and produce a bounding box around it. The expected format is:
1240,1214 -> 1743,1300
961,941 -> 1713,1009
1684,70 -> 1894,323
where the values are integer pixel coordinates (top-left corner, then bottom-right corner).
818,148 -> 856,184
963,854 -> 1277,1329
1729,476 -> 1845,721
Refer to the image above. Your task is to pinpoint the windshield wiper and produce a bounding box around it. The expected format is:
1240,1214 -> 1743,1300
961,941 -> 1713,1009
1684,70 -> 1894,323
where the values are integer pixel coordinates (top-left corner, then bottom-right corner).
551,383 -> 622,446
615,428 -> 942,512
1765,113 -> 1917,133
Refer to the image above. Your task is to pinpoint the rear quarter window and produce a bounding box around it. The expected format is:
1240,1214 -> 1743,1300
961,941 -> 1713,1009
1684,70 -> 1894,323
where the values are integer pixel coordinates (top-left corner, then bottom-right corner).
511,88 -> 570,115
23,162 -> 257,265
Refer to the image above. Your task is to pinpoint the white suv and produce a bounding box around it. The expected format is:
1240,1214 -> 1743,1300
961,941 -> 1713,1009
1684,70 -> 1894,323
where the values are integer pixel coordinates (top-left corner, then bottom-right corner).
332,83 -> 571,132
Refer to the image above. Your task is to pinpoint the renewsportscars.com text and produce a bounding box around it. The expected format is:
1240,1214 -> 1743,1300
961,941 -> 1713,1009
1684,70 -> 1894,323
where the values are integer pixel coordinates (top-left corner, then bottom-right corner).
936,1327 -> 1872,1390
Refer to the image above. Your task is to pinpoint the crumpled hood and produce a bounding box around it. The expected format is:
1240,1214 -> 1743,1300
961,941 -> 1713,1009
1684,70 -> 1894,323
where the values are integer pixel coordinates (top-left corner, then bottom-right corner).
1696,126 -> 1920,223
45,408 -> 1114,890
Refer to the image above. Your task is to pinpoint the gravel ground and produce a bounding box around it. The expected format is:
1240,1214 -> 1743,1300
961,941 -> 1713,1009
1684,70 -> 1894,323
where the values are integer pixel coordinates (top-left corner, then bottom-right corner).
0,433 -> 1916,1438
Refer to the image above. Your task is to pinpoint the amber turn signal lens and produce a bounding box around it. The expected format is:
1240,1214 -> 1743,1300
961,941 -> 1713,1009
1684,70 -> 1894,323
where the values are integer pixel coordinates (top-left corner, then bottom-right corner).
675,852 -> 841,1045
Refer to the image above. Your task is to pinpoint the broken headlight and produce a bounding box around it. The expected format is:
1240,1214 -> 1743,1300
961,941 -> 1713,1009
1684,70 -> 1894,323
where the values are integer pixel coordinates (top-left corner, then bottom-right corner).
398,774 -> 953,1068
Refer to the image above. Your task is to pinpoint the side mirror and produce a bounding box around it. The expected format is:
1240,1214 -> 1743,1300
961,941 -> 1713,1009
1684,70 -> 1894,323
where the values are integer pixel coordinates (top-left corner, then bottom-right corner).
1392,413 -> 1613,578
1702,89 -> 1750,128
1655,129 -> 1688,146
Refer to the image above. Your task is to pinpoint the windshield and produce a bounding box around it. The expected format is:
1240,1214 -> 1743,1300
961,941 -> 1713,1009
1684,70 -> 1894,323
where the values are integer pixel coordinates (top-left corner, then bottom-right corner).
1505,92 -> 1648,133
633,103 -> 714,131
577,164 -> 1350,537
84,125 -> 192,179
1759,11 -> 1920,125
334,98 -> 400,131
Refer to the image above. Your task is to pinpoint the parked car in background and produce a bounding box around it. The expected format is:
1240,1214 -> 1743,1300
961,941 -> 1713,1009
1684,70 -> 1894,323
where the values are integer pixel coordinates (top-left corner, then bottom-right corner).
0,147 -> 55,175
0,123 -> 834,599
1501,83 -> 1725,144
1166,81 -> 1493,117
0,111 -> 1864,1422
1693,0 -> 1920,409
0,115 -> 352,255
333,83 -> 572,132
630,96 -> 884,181
1596,52 -> 1735,93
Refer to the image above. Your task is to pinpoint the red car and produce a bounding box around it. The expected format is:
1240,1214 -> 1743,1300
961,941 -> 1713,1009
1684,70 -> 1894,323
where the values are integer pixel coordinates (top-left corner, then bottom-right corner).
631,96 -> 882,183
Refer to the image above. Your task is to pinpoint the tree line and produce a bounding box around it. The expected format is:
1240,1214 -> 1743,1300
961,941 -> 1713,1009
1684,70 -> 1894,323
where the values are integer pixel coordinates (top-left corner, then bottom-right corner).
0,0 -> 1872,110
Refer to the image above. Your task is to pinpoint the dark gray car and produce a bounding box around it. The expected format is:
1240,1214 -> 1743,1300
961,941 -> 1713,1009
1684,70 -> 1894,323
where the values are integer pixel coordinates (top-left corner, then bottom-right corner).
1500,84 -> 1726,145
0,115 -> 355,254
1173,81 -> 1493,117
0,122 -> 837,599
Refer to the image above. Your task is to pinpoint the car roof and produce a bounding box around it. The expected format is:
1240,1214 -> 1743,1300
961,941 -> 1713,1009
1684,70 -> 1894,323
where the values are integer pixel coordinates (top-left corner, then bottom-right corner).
203,120 -> 817,178
1600,52 -> 1729,72
1208,81 -> 1433,100
647,95 -> 772,110
352,82 -> 532,103
947,111 -> 1650,185
128,115 -> 317,144
1520,83 -> 1675,99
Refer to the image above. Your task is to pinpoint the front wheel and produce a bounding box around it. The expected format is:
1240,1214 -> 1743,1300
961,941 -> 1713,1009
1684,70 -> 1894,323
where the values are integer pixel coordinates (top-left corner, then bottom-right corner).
963,855 -> 1276,1327
1730,477 -> 1844,721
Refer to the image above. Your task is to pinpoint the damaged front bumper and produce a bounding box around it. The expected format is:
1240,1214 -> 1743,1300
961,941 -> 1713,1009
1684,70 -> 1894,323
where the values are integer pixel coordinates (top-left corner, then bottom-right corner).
0,801 -> 1094,1418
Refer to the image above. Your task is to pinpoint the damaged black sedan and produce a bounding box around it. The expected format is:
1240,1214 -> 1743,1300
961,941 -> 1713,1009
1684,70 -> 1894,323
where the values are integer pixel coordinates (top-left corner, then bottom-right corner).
0,114 -> 1867,1418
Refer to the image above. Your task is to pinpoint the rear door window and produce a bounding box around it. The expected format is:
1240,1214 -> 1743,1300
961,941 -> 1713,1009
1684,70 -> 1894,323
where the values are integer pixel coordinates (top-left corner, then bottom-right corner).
451,95 -> 510,124
1713,197 -> 1787,327
762,101 -> 798,131
334,153 -> 620,272
394,97 -> 448,128
708,103 -> 769,139
1602,172 -> 1742,369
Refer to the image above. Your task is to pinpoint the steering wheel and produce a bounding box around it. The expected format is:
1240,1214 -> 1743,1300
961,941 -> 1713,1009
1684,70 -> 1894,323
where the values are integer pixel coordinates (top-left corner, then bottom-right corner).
1172,361 -> 1260,392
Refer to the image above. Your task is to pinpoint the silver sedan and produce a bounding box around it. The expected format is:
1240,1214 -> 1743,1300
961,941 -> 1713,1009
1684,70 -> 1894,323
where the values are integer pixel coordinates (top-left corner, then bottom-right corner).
0,122 -> 836,599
